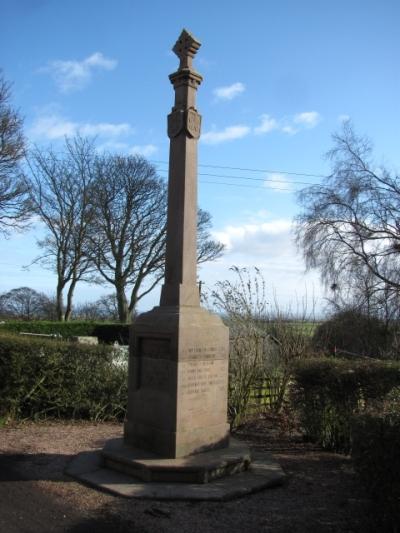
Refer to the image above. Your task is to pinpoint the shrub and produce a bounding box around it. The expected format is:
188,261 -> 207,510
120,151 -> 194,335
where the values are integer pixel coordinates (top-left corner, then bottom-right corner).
351,389 -> 400,531
291,357 -> 400,452
312,309 -> 391,358
209,266 -> 313,427
0,320 -> 130,344
0,332 -> 127,421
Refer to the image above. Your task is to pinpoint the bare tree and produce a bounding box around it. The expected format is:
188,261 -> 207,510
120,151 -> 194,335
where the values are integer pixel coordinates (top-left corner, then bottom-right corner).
325,264 -> 400,325
0,287 -> 56,320
26,136 -> 96,321
88,154 -> 166,323
296,122 -> 400,317
0,73 -> 30,235
89,154 -> 224,322
74,294 -> 119,321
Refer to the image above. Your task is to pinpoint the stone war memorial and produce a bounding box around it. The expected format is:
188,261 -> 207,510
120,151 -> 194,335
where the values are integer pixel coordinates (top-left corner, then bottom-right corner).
67,29 -> 285,500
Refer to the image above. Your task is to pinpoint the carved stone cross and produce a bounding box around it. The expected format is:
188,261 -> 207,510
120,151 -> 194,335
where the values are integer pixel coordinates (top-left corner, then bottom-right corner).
172,28 -> 201,70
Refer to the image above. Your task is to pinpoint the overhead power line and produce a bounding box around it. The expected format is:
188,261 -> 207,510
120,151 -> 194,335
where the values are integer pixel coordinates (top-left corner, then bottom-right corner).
200,180 -> 292,191
199,172 -> 313,186
150,159 -> 328,180
155,168 -> 316,189
156,169 -> 294,191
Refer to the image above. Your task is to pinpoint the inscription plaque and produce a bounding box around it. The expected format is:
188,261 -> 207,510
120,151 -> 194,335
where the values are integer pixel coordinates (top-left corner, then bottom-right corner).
186,345 -> 226,359
180,359 -> 227,396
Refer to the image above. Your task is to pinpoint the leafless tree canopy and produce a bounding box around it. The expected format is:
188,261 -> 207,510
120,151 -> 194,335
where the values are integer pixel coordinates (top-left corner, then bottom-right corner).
88,154 -> 167,323
73,294 -> 120,321
0,287 -> 56,320
0,73 -> 30,235
295,122 -> 400,318
24,141 -> 223,322
27,136 -> 96,321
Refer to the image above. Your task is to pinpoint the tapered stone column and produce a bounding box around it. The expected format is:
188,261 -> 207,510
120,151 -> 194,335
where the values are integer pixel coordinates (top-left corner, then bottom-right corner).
123,29 -> 230,458
160,31 -> 203,308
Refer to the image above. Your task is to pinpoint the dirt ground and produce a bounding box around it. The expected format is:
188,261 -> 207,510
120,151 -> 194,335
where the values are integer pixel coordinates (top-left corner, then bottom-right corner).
0,416 -> 369,533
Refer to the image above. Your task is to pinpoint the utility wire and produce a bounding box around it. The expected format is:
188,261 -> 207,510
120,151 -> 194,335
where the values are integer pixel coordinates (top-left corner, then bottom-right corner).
199,180 -> 292,191
156,170 -> 294,191
155,167 -> 315,186
200,172 -> 313,185
156,169 -> 305,190
150,159 -> 328,179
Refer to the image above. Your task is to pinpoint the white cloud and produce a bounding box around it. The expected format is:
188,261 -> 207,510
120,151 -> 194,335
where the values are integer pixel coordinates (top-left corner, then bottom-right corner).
254,111 -> 321,136
201,111 -> 321,144
30,114 -> 76,139
293,111 -> 321,128
203,212 -> 326,314
96,142 -> 158,157
263,173 -> 293,193
96,141 -> 129,153
80,122 -> 131,137
213,82 -> 245,101
254,114 -> 278,135
213,218 -> 293,256
129,144 -> 158,157
44,52 -> 117,93
281,125 -> 297,135
30,113 -> 132,141
201,125 -> 250,145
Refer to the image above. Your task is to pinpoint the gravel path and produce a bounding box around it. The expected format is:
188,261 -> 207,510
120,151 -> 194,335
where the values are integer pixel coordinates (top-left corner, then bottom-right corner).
0,419 -> 368,532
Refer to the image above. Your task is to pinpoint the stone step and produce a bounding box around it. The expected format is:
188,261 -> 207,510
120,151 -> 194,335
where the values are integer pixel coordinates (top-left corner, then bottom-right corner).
102,438 -> 251,484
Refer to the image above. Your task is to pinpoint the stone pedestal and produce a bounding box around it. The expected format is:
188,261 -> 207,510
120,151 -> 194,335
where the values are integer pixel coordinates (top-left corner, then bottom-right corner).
103,437 -> 250,483
124,305 -> 230,458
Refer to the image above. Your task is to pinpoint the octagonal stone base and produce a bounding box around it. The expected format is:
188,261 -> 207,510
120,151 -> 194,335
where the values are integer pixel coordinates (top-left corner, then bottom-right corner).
102,437 -> 250,484
66,438 -> 285,501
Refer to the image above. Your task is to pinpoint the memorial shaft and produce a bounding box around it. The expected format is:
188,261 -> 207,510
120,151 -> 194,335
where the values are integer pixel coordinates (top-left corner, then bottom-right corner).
160,30 -> 203,307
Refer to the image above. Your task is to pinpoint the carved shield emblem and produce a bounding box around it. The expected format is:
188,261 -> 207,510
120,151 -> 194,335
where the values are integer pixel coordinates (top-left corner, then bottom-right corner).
186,108 -> 201,139
167,110 -> 184,138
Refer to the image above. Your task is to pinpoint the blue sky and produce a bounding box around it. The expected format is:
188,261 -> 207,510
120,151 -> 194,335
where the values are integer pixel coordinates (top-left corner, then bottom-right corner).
1,0 -> 399,315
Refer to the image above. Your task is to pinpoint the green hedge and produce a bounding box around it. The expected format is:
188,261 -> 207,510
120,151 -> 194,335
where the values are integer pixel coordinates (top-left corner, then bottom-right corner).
312,310 -> 391,357
291,357 -> 400,452
0,320 -> 130,344
0,333 -> 128,421
351,389 -> 400,531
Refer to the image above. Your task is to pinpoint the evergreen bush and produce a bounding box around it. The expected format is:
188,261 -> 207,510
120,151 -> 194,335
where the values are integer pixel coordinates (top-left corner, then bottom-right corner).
351,389 -> 400,531
291,357 -> 400,452
0,320 -> 130,344
0,332 -> 127,421
312,309 -> 391,357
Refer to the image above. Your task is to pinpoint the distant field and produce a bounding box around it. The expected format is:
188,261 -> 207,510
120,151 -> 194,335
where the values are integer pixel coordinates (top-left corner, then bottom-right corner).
284,321 -> 322,336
